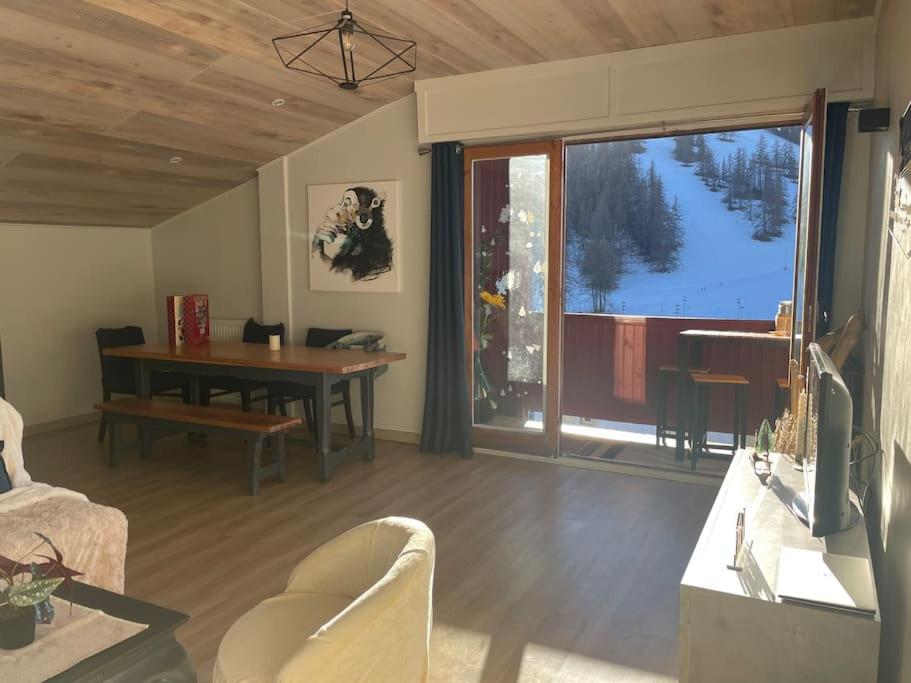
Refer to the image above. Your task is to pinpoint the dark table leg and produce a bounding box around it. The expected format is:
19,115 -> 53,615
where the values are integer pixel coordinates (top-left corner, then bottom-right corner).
187,374 -> 206,441
360,369 -> 376,462
135,359 -> 151,399
315,373 -> 332,482
675,336 -> 690,461
135,359 -> 152,457
189,375 -> 200,405
247,437 -> 263,496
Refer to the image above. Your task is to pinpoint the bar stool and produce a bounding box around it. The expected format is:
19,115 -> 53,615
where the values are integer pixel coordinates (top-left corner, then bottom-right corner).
655,364 -> 709,447
689,373 -> 749,470
774,377 -> 790,417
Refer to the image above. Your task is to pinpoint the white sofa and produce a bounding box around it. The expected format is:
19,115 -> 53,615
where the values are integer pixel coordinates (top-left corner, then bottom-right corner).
214,517 -> 436,683
0,397 -> 128,593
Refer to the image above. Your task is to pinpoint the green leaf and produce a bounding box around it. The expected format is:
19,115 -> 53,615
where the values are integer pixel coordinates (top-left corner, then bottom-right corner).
8,577 -> 64,607
34,532 -> 63,564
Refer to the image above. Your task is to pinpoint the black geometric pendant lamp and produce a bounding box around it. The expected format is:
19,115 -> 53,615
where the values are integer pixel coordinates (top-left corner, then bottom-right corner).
272,2 -> 417,90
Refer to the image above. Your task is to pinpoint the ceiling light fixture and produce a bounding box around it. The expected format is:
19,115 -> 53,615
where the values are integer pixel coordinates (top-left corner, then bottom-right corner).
272,1 -> 416,90
169,156 -> 183,164
271,98 -> 286,107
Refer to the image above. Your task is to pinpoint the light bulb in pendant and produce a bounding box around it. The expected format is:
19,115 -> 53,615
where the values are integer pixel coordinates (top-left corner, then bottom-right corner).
341,25 -> 355,52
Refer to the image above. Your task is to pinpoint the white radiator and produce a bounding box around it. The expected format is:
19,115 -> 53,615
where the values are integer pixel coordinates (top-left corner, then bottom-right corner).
210,318 -> 246,342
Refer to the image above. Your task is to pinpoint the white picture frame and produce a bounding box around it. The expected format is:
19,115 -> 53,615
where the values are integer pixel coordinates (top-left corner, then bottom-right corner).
307,180 -> 401,292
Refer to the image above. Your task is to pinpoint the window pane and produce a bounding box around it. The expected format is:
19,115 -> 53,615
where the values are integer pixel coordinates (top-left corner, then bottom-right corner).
564,127 -> 800,319
472,155 -> 548,431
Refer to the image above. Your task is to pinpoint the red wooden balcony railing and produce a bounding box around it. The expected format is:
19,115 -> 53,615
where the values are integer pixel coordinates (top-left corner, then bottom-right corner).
562,314 -> 789,435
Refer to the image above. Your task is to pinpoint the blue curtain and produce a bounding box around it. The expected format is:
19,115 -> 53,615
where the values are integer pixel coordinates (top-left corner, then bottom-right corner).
817,102 -> 849,334
421,142 -> 472,457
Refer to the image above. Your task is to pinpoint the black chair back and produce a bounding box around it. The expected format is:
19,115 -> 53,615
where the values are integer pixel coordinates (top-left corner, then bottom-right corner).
306,328 -> 352,348
243,319 -> 285,345
96,326 -> 145,395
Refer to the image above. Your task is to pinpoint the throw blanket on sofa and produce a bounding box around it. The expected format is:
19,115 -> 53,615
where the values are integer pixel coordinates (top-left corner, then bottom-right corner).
0,483 -> 128,593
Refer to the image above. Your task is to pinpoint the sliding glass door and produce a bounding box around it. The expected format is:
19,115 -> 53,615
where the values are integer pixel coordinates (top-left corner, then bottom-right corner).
464,141 -> 563,455
463,94 -> 825,459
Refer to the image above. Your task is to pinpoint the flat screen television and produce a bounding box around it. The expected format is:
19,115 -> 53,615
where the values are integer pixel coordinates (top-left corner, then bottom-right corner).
793,343 -> 856,537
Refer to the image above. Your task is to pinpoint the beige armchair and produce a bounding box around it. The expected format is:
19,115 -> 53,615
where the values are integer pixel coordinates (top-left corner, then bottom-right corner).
214,517 -> 435,683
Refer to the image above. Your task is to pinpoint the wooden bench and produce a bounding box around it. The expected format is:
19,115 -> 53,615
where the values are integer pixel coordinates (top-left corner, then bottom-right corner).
95,398 -> 301,495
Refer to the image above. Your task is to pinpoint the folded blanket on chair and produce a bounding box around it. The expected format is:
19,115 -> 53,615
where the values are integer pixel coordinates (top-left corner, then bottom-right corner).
327,331 -> 388,377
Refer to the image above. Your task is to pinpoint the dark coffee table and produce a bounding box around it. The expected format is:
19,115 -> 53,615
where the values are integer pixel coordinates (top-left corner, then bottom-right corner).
46,582 -> 195,683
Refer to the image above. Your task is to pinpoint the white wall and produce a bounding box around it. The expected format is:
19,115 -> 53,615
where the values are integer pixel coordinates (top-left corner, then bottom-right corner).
152,179 -> 262,331
276,95 -> 430,436
0,224 -> 157,426
859,1 -> 911,680
416,18 -> 875,144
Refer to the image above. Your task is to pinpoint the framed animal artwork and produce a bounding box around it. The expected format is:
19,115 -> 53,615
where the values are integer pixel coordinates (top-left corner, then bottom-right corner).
308,180 -> 401,292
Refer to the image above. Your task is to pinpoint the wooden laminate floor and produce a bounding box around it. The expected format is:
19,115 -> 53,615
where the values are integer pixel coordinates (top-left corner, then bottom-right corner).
24,423 -> 717,682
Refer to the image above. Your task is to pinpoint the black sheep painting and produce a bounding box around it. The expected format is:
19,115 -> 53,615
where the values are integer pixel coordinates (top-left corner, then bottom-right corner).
309,181 -> 399,292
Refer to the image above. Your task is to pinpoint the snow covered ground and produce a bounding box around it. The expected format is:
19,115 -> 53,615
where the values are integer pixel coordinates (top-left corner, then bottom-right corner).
565,128 -> 799,319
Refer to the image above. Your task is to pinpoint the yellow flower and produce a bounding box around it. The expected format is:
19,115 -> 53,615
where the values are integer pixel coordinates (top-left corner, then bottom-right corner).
480,291 -> 506,309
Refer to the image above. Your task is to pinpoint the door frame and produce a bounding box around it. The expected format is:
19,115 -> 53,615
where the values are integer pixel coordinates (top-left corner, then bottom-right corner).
790,89 -> 828,379
463,140 -> 565,456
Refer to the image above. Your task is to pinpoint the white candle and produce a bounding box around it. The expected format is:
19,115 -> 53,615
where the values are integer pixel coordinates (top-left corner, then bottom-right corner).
269,334 -> 281,351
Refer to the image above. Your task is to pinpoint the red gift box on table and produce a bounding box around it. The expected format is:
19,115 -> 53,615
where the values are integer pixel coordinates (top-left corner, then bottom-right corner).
182,294 -> 209,346
166,294 -> 210,347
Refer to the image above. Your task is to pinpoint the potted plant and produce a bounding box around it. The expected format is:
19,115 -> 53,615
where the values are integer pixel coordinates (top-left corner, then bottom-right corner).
0,533 -> 81,650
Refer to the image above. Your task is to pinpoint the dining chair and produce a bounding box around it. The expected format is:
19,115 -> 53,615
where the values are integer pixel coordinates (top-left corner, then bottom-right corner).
200,319 -> 284,411
268,328 -> 356,440
95,326 -> 191,441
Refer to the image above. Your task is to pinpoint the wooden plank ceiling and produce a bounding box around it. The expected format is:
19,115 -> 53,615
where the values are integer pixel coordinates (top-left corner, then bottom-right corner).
0,0 -> 875,228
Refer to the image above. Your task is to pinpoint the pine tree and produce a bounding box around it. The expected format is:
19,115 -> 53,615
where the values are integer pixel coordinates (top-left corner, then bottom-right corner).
693,134 -> 709,166
673,136 -> 695,165
652,197 -> 684,272
581,236 -> 622,311
733,148 -> 750,206
751,136 -> 770,196
752,166 -> 787,241
722,158 -> 737,211
783,143 -> 798,180
772,140 -> 785,173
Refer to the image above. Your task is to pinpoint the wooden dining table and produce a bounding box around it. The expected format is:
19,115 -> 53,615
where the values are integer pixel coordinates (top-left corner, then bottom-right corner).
674,329 -> 790,461
103,341 -> 406,481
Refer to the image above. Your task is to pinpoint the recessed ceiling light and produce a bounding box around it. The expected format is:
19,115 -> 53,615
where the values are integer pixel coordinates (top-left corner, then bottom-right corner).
271,98 -> 286,107
169,156 -> 183,164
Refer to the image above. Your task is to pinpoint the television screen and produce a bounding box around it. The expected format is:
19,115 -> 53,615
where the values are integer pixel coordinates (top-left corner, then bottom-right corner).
796,343 -> 855,537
